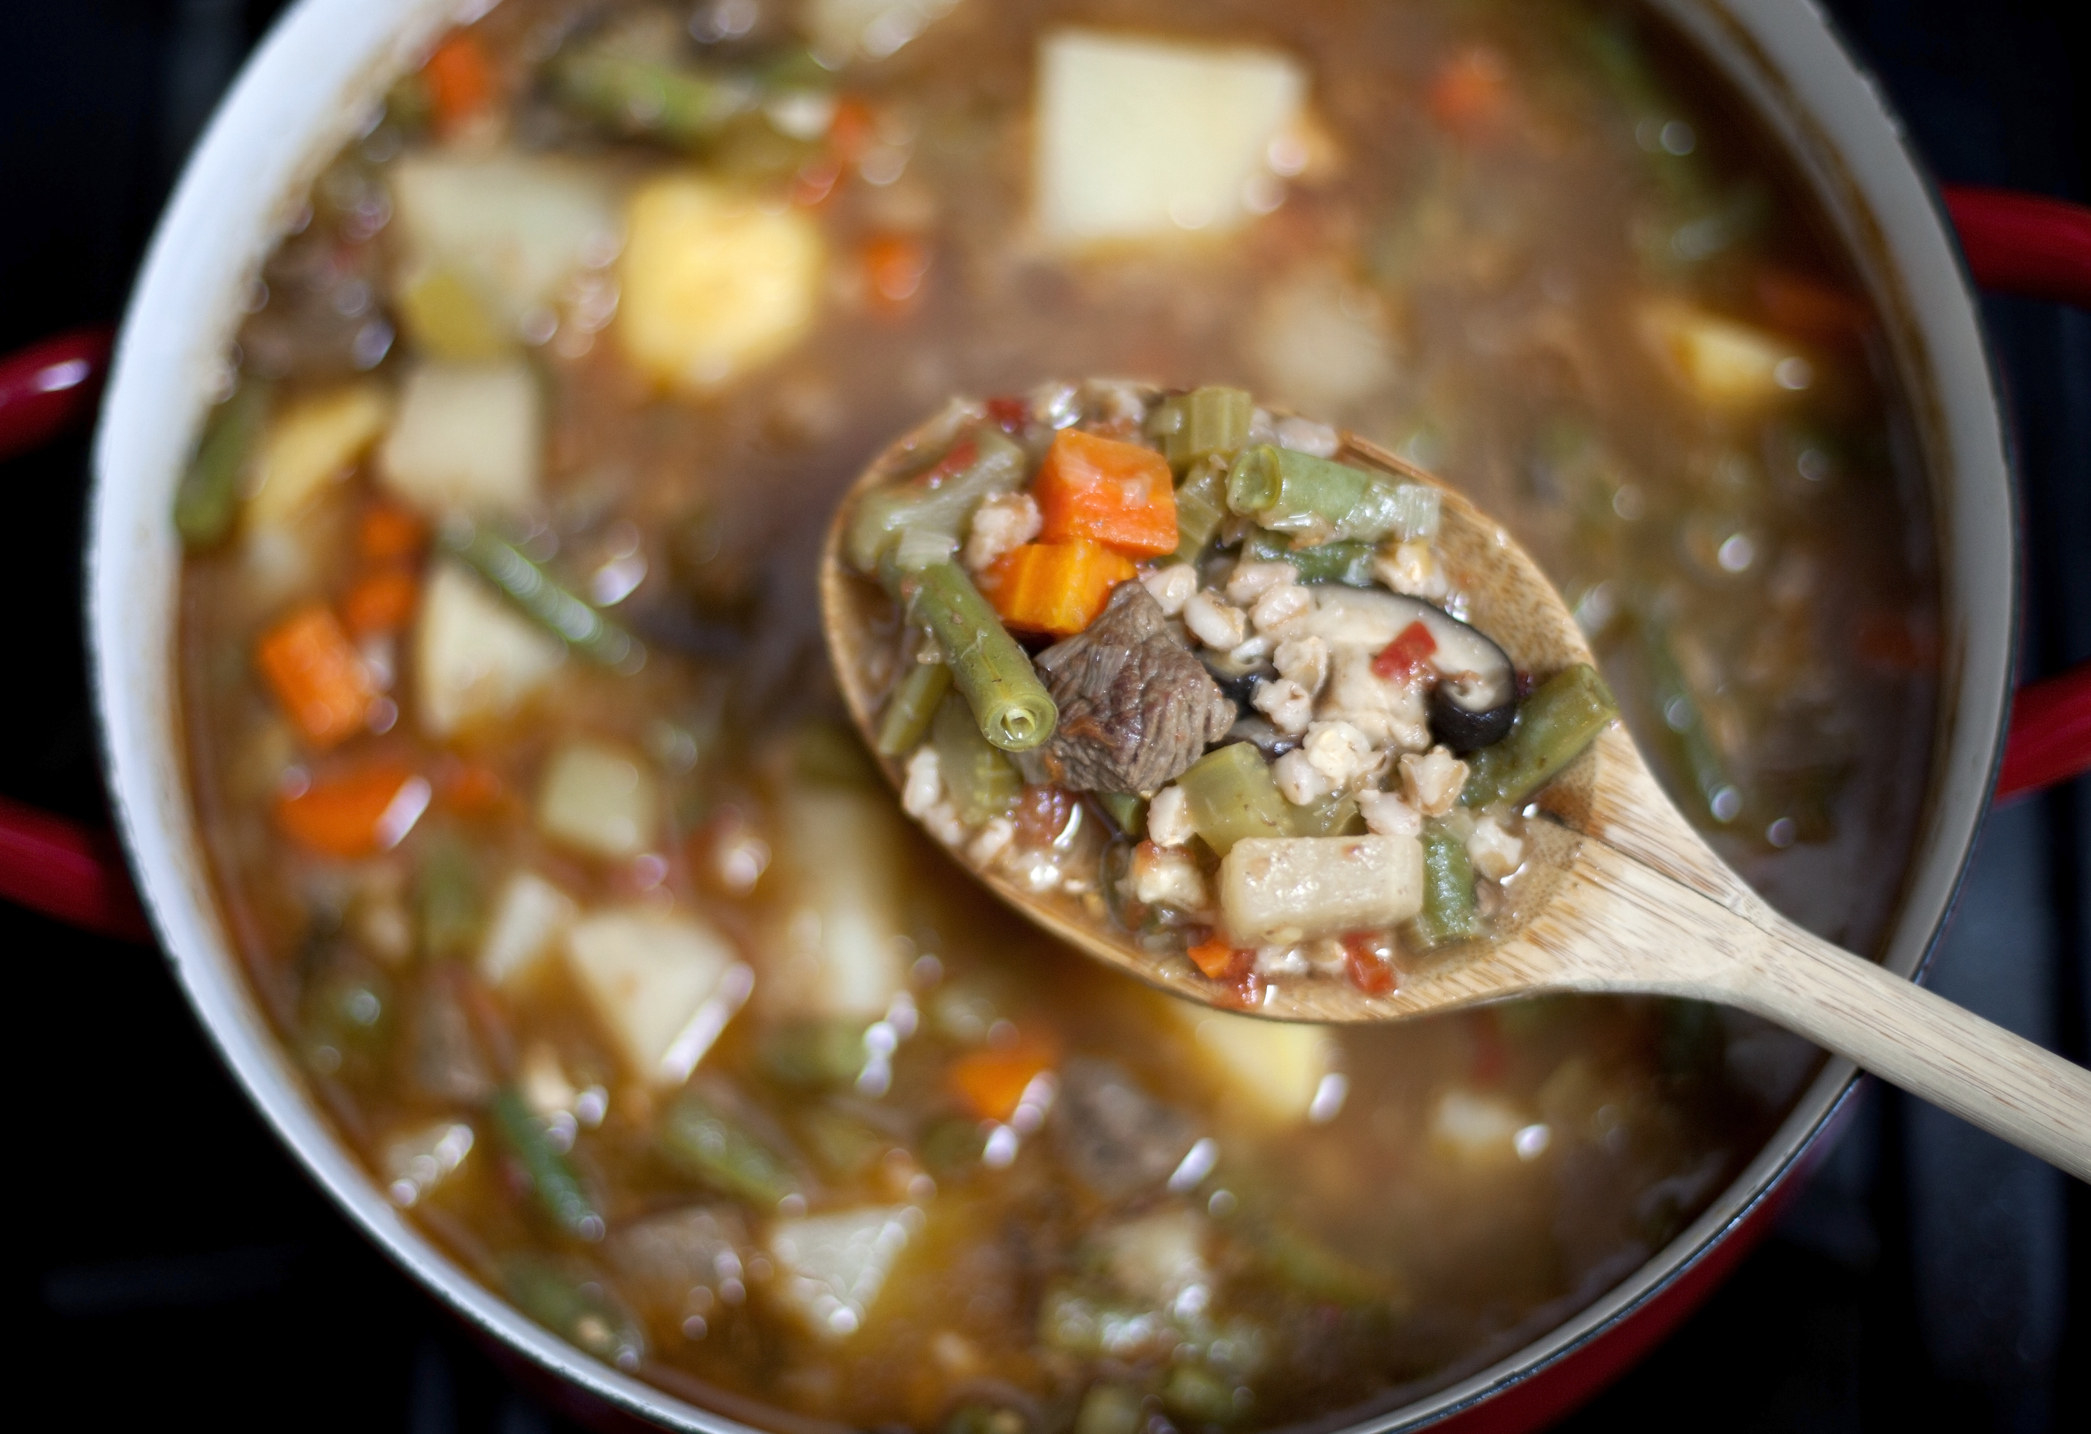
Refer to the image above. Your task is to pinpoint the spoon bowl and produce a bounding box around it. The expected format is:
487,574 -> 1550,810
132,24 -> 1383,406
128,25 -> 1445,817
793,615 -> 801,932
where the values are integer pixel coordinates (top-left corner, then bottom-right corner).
821,387 -> 2091,1178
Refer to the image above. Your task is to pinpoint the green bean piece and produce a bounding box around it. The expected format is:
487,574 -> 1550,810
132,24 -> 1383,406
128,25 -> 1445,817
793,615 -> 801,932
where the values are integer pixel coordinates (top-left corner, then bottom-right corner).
875,659 -> 954,757
846,427 -> 1028,575
1411,820 -> 1485,950
173,382 -> 270,550
1460,663 -> 1619,808
1172,458 -> 1232,565
547,48 -> 759,148
491,1086 -> 604,1241
1287,792 -> 1364,838
1074,1385 -> 1145,1434
1642,623 -> 1740,824
1162,386 -> 1254,469
1226,445 -> 1440,546
441,518 -> 643,672
893,561 -> 1056,751
415,832 -> 481,962
1240,530 -> 1376,586
932,691 -> 1023,825
503,1256 -> 646,1366
658,1088 -> 801,1206
1178,743 -> 1292,856
1095,791 -> 1145,839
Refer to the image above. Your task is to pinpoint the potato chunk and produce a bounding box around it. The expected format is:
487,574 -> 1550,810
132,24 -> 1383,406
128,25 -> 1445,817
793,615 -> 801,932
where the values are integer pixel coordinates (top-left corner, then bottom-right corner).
536,741 -> 659,861
377,360 -> 541,515
1638,300 -> 1808,408
1035,30 -> 1306,244
565,906 -> 739,1081
760,785 -> 910,1021
1169,1004 -> 1336,1127
413,562 -> 564,739
477,871 -> 578,990
618,175 -> 823,391
389,151 -> 617,326
1218,834 -> 1423,945
767,1206 -> 915,1339
244,382 -> 392,529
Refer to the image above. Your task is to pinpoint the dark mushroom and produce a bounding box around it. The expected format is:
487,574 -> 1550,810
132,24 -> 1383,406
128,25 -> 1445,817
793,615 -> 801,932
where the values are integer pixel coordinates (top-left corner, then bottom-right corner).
1301,587 -> 1519,751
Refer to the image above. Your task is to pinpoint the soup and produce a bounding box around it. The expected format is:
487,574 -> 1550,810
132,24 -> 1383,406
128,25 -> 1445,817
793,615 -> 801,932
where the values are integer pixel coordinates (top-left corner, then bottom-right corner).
173,0 -> 1937,1429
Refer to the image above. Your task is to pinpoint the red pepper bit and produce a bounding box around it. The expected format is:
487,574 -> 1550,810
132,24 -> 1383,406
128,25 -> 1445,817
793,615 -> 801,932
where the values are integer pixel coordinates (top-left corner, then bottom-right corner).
920,437 -> 979,487
1342,932 -> 1398,995
985,396 -> 1030,434
1372,620 -> 1438,681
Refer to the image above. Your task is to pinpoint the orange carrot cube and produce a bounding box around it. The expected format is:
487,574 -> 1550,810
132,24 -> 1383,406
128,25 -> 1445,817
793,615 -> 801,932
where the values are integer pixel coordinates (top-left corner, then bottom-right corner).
978,540 -> 1136,636
276,761 -> 428,858
949,1033 -> 1060,1123
256,604 -> 376,749
1034,429 -> 1178,557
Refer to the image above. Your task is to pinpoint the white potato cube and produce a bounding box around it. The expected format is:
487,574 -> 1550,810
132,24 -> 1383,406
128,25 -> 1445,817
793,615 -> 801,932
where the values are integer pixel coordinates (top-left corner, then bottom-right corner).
390,152 -> 617,324
378,361 -> 541,515
477,871 -> 579,990
413,562 -> 565,739
1639,300 -> 1808,409
565,906 -> 738,1080
618,175 -> 824,391
244,382 -> 392,529
803,0 -> 960,65
537,741 -> 660,860
1035,30 -> 1307,244
1428,1088 -> 1532,1166
761,786 -> 910,1020
767,1206 -> 915,1339
1219,834 -> 1423,945
1099,1210 -> 1211,1306
1170,1004 -> 1336,1127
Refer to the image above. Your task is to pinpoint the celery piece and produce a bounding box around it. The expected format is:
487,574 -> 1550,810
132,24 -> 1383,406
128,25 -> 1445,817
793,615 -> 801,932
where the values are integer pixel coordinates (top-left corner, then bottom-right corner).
504,1256 -> 645,1366
1096,791 -> 1146,839
1241,530 -> 1376,586
441,518 -> 643,672
1178,742 -> 1292,856
173,382 -> 270,550
895,561 -> 1057,752
1173,462 -> 1233,567
1226,445 -> 1439,546
1459,663 -> 1619,808
548,48 -> 759,149
932,691 -> 1023,826
491,1086 -> 604,1241
1411,820 -> 1484,950
845,427 -> 1028,575
1163,386 -> 1254,469
1286,792 -> 1363,838
658,1088 -> 801,1206
875,659 -> 954,757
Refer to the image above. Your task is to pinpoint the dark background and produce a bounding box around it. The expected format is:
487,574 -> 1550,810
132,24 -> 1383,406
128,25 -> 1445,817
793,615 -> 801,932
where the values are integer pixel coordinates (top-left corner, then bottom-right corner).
4,2 -> 2085,1430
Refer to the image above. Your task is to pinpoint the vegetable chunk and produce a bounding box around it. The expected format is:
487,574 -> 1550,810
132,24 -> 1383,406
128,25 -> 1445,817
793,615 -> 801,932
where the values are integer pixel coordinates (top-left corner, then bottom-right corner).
565,907 -> 740,1081
1174,1006 -> 1336,1127
767,1206 -> 915,1339
378,361 -> 542,515
477,871 -> 579,990
618,175 -> 823,391
1035,429 -> 1178,556
761,786 -> 910,1021
977,541 -> 1135,636
256,604 -> 375,748
389,152 -> 616,328
244,383 -> 392,530
413,562 -> 565,739
536,741 -> 660,860
1035,31 -> 1307,243
1218,834 -> 1424,945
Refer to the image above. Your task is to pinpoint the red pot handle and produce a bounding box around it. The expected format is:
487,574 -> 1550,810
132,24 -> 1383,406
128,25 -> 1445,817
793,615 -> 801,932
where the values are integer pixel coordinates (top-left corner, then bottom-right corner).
2,186 -> 2089,941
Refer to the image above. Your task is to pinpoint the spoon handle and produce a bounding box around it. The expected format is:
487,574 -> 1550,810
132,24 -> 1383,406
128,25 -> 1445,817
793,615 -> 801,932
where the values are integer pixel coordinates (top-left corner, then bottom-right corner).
1565,840 -> 2091,1181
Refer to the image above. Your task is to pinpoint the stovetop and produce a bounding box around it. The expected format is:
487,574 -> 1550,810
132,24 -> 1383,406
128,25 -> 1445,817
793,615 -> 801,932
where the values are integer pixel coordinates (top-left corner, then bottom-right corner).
6,2 -> 2084,1430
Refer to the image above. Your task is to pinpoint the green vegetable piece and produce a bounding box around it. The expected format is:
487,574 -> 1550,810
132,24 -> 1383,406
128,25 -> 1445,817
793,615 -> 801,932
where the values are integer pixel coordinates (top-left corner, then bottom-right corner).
414,832 -> 481,962
1240,530 -> 1377,587
1162,1364 -> 1243,1424
658,1089 -> 800,1206
548,48 -> 760,148
758,1019 -> 868,1088
1225,445 -> 1440,546
1178,743 -> 1292,856
894,561 -> 1056,752
1411,819 -> 1484,951
441,518 -> 644,672
1161,386 -> 1254,469
1460,663 -> 1619,808
875,659 -> 954,758
1095,791 -> 1145,839
1642,624 -> 1739,825
173,382 -> 269,550
503,1256 -> 645,1366
1074,1384 -> 1145,1434
491,1086 -> 604,1241
932,691 -> 1023,825
846,427 -> 1028,575
1172,459 -> 1231,565
1287,792 -> 1363,838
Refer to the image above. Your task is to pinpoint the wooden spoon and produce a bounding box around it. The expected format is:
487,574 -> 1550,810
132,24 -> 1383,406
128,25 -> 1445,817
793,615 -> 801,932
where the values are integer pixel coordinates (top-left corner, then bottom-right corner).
821,389 -> 2091,1181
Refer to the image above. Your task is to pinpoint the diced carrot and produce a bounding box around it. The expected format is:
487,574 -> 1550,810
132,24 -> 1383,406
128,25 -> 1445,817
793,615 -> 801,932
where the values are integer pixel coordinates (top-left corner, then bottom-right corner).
275,761 -> 428,858
1372,620 -> 1438,681
1187,933 -> 1251,981
1034,429 -> 1178,557
256,604 -> 376,748
827,96 -> 877,166
863,234 -> 931,315
358,501 -> 426,563
1342,933 -> 1398,995
949,1031 -> 1061,1123
342,568 -> 421,636
1429,46 -> 1511,135
977,540 -> 1137,637
437,758 -> 509,817
1755,268 -> 1874,345
423,32 -> 495,136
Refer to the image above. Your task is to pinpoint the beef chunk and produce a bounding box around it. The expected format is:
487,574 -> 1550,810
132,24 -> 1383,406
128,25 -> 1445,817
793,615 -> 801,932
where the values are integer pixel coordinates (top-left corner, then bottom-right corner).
1052,1055 -> 1199,1201
1034,582 -> 1238,793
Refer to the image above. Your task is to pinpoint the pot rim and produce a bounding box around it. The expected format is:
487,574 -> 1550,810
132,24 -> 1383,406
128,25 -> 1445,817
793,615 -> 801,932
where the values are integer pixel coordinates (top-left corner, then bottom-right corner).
84,1 -> 2015,1430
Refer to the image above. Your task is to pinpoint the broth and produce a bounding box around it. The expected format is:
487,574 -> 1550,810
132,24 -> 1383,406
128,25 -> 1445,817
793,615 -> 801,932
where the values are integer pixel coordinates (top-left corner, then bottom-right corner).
174,1 -> 1936,1429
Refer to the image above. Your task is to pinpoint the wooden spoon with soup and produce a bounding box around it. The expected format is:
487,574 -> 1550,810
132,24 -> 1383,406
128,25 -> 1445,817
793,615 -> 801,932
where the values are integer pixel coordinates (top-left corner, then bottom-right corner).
820,381 -> 2091,1181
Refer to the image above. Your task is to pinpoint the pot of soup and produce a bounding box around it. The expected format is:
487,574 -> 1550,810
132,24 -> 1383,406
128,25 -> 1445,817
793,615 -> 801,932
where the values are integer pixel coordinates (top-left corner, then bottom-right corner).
5,0 -> 2078,1430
